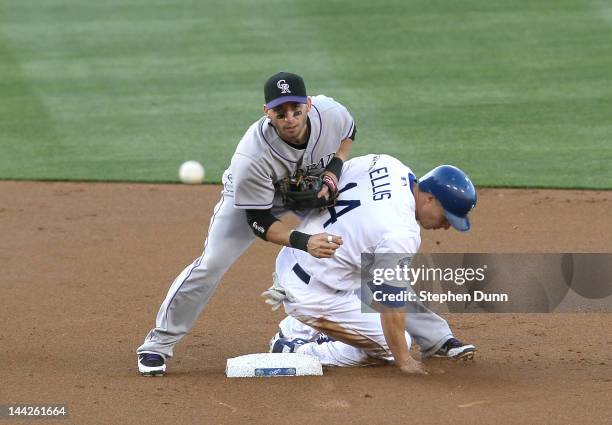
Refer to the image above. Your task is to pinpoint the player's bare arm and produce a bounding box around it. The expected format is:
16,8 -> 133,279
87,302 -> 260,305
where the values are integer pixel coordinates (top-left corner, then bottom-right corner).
380,310 -> 428,375
335,137 -> 353,162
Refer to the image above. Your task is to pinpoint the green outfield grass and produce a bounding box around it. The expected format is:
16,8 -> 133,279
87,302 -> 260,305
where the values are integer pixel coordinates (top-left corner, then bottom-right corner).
1,0 -> 611,188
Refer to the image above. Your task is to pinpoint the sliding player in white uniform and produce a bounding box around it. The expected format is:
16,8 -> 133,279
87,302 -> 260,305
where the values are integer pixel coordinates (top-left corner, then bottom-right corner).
264,154 -> 477,373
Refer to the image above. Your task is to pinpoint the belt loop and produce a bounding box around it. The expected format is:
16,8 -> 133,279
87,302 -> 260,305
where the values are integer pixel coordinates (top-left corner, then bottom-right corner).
292,263 -> 311,285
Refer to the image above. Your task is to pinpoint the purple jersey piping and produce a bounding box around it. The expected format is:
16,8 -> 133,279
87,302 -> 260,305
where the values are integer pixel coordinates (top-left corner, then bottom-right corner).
309,103 -> 323,164
162,195 -> 226,328
258,118 -> 299,164
234,202 -> 274,208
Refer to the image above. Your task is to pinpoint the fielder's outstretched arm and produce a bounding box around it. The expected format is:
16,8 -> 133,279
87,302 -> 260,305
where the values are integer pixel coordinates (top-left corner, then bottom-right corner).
246,208 -> 342,259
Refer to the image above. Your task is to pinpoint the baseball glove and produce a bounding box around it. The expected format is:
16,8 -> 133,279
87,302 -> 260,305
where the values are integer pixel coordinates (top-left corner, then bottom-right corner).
277,172 -> 335,210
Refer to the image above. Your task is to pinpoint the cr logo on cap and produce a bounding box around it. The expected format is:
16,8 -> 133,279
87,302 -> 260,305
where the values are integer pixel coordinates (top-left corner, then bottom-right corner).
277,79 -> 291,94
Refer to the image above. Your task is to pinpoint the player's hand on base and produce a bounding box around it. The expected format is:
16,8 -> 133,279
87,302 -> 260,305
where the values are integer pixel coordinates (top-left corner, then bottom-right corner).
307,233 -> 343,258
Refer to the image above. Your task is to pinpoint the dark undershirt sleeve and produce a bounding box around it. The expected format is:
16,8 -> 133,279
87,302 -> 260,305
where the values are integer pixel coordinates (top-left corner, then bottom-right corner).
245,208 -> 279,240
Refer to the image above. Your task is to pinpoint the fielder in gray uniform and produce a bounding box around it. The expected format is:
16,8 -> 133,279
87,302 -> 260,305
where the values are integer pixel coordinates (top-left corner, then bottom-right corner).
137,71 -> 468,376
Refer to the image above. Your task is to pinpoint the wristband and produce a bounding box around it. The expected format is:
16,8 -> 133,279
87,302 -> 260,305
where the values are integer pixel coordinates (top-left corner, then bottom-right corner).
325,156 -> 343,180
289,230 -> 311,252
322,174 -> 338,194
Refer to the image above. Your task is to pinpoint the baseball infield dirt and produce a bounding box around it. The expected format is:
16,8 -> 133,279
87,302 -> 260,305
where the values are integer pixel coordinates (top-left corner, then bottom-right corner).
1,182 -> 610,424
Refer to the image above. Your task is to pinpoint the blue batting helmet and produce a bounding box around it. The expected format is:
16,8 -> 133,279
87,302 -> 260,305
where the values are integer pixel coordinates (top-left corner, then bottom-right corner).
418,165 -> 477,232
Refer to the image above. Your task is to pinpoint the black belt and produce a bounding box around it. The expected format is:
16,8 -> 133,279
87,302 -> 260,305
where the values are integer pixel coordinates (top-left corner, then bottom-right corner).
292,263 -> 311,285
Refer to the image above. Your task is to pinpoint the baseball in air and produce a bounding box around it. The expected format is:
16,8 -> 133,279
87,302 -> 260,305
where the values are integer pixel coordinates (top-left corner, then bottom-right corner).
179,160 -> 205,184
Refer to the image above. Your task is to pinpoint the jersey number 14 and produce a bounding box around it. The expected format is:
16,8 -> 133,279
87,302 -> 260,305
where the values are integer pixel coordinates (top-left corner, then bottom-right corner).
323,182 -> 361,228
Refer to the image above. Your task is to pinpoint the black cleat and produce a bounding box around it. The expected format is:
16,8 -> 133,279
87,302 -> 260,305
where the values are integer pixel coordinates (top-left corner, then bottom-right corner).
433,338 -> 476,360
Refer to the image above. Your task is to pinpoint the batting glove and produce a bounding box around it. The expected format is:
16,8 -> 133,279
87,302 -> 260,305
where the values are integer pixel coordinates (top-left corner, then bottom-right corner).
261,272 -> 296,311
